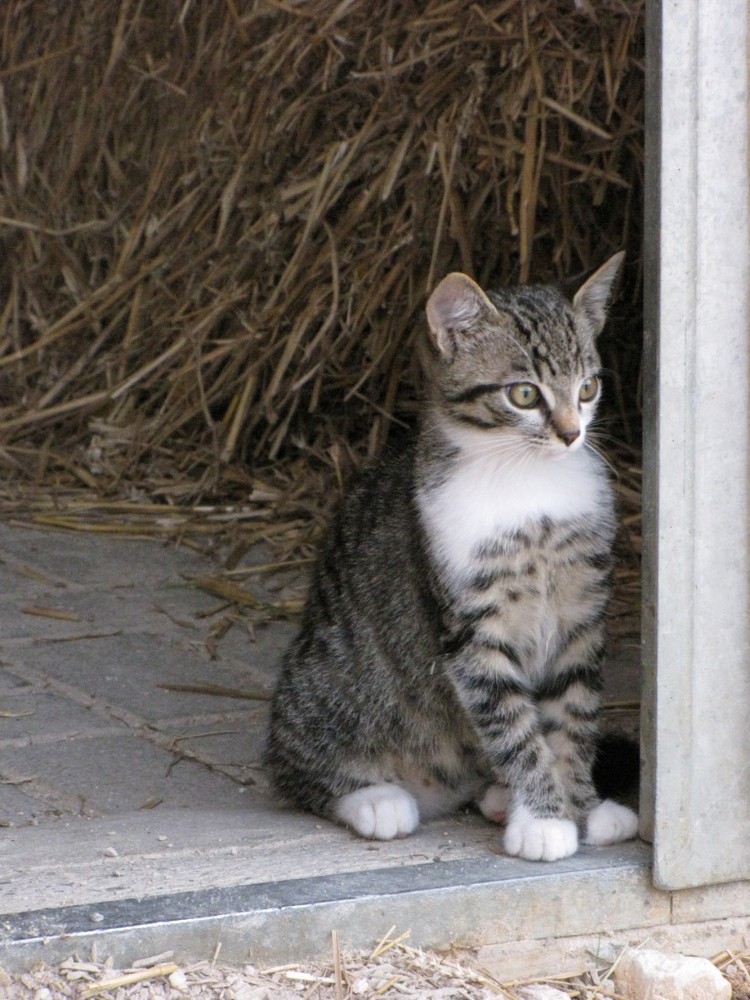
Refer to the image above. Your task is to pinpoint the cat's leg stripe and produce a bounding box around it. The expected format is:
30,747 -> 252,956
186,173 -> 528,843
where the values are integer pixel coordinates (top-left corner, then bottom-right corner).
535,663 -> 602,701
475,637 -> 523,668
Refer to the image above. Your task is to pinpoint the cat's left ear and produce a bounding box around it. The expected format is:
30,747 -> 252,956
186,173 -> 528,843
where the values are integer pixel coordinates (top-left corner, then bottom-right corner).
572,251 -> 624,336
426,272 -> 497,360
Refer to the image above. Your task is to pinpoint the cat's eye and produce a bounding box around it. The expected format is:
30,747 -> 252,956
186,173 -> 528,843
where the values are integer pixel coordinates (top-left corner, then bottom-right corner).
579,376 -> 600,403
507,382 -> 540,409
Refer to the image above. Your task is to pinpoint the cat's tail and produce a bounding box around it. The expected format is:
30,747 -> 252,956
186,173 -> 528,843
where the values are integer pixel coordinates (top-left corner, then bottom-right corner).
592,731 -> 639,801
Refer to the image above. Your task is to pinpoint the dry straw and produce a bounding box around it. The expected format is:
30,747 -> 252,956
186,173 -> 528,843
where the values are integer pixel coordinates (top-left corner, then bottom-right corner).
0,0 -> 644,526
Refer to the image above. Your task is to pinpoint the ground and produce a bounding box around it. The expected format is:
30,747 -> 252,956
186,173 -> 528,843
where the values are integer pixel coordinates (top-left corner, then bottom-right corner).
4,936 -> 749,999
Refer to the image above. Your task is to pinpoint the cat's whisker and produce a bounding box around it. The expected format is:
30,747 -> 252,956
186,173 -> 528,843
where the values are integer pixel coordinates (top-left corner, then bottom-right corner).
468,441 -> 541,469
424,425 -> 534,465
587,430 -> 628,452
586,426 -> 626,466
584,440 -> 619,479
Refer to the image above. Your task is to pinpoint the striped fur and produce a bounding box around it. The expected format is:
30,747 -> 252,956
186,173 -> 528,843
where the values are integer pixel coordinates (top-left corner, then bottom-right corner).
265,255 -> 638,860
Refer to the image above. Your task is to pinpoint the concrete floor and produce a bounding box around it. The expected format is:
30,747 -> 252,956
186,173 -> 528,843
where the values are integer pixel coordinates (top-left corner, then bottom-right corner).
0,520 -> 647,971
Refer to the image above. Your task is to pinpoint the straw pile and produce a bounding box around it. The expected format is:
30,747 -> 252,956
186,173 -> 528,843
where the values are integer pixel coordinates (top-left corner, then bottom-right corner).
0,0 -> 644,516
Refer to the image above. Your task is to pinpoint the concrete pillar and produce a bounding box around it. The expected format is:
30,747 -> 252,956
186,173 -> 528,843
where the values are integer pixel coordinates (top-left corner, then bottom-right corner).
642,0 -> 750,889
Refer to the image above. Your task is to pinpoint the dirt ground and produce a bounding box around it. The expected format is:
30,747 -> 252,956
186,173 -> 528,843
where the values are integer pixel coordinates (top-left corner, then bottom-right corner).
3,936 -> 748,1000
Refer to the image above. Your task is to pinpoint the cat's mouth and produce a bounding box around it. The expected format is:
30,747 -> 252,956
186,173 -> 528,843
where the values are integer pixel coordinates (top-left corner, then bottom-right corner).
559,431 -> 586,452
544,431 -> 587,457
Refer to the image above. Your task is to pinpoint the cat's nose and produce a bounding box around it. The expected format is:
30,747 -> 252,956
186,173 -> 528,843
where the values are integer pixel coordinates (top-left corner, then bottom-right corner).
558,429 -> 581,447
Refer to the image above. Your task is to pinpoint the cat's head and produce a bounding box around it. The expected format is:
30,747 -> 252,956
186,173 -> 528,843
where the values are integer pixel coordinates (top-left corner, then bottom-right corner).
423,253 -> 623,456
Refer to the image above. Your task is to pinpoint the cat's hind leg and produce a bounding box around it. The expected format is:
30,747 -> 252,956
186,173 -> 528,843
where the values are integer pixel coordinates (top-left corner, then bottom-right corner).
477,782 -> 511,824
583,799 -> 638,846
332,783 -> 420,840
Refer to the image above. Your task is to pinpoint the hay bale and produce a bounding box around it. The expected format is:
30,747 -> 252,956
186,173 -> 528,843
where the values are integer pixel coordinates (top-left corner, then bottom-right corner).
0,0 -> 644,504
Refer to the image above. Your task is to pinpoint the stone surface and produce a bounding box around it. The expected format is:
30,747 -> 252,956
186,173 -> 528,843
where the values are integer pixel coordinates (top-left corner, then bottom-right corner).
614,948 -> 731,1000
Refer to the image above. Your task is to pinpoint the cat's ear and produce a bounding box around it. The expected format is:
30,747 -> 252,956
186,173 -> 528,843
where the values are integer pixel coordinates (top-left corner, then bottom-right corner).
426,272 -> 497,360
572,251 -> 624,336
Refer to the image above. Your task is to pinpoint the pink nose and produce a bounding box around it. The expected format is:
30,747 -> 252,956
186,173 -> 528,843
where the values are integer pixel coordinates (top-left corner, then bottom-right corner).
558,428 -> 581,447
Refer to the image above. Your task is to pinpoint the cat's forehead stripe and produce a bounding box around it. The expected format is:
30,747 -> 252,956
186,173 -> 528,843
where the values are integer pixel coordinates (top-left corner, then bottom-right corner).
532,342 -> 559,378
492,293 -> 585,380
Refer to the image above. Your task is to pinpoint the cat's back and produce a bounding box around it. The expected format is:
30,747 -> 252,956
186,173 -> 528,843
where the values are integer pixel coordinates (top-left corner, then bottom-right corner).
277,436 -> 441,680
310,437 -> 425,593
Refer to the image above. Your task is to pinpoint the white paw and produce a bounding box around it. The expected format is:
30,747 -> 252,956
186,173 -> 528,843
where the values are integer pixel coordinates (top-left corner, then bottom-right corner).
583,799 -> 639,846
477,783 -> 511,824
332,784 -> 420,840
504,805 -> 578,861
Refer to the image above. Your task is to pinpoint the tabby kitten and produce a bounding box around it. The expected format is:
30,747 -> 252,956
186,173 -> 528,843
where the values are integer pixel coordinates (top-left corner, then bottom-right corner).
265,254 -> 638,862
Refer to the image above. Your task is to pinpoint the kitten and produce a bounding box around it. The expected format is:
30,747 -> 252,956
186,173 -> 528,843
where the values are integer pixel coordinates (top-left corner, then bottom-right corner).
265,254 -> 639,862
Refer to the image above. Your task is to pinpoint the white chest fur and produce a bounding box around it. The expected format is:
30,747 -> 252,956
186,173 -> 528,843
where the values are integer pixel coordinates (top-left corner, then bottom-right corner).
418,434 -> 610,582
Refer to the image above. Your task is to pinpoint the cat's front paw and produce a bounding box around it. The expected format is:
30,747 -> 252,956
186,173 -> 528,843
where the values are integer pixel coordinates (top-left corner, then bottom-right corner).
332,784 -> 420,840
477,783 -> 511,824
504,806 -> 578,861
583,799 -> 639,846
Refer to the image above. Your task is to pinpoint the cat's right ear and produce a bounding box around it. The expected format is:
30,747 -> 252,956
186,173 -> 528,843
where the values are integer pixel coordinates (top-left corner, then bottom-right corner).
572,251 -> 625,336
426,272 -> 496,361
